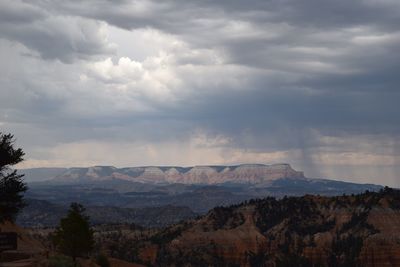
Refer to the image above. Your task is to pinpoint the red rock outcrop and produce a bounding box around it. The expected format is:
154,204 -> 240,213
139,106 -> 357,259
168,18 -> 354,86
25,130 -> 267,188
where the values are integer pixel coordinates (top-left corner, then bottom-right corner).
134,189 -> 400,266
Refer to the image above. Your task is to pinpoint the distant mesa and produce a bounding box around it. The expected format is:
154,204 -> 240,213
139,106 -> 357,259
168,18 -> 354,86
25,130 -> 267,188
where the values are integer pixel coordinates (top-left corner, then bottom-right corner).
21,163 -> 305,185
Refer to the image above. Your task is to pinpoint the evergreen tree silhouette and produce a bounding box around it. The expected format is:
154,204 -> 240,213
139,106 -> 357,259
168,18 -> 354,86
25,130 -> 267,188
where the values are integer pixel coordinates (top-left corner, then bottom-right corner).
54,203 -> 94,264
0,132 -> 27,223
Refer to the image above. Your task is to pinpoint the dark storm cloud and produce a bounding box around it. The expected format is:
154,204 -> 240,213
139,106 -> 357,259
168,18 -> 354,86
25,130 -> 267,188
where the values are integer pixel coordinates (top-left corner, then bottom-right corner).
0,0 -> 399,185
0,1 -> 115,63
0,1 -> 45,24
1,0 -> 399,132
46,0 -> 400,31
167,79 -> 400,149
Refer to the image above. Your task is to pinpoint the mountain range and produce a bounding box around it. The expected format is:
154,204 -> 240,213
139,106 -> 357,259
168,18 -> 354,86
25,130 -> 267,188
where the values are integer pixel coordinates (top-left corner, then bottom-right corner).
19,163 -> 384,228
22,163 -> 305,185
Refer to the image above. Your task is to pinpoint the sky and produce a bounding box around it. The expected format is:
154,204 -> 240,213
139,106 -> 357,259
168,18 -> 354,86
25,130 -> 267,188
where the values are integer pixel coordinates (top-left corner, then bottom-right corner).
1,0 -> 399,187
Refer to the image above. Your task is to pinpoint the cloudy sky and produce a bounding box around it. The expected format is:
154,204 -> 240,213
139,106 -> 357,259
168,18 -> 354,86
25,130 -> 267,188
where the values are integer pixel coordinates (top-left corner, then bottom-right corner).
1,0 -> 399,186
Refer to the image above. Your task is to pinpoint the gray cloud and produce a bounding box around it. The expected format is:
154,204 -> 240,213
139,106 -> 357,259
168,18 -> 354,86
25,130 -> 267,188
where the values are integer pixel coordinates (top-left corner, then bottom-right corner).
0,0 -> 399,186
0,1 -> 46,24
0,1 -> 115,63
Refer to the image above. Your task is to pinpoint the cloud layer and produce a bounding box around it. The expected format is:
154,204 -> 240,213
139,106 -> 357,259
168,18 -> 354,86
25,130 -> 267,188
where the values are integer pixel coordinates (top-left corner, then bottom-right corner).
1,0 -> 399,186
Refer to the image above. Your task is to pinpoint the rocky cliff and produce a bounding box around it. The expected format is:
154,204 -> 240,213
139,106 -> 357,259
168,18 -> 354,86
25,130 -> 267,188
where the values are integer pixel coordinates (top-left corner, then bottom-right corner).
129,188 -> 400,266
41,163 -> 305,185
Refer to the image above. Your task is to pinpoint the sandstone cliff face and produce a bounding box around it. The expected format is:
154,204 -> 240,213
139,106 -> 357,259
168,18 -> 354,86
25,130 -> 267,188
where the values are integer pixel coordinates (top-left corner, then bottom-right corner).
52,163 -> 305,185
359,209 -> 400,267
133,188 -> 400,266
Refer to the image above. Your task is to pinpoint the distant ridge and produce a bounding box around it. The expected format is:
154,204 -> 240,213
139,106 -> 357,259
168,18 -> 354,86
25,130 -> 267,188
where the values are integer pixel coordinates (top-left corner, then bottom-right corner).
22,164 -> 383,217
22,163 -> 305,185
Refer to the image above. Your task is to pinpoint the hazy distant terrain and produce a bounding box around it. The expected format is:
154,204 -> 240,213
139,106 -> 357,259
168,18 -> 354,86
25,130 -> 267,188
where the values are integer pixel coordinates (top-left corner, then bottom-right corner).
19,164 -> 383,228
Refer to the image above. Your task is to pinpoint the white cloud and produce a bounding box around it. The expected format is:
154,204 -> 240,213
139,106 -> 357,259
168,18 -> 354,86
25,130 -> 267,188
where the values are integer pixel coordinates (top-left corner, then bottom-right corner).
88,57 -> 144,82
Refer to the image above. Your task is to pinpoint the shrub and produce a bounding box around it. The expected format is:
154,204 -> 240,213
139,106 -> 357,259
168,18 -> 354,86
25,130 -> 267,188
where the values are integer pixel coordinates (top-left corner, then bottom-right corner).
96,253 -> 110,267
48,255 -> 76,267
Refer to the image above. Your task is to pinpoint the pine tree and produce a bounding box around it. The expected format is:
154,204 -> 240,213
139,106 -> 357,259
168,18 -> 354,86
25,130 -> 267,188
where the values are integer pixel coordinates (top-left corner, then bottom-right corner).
0,132 -> 27,222
53,203 -> 94,263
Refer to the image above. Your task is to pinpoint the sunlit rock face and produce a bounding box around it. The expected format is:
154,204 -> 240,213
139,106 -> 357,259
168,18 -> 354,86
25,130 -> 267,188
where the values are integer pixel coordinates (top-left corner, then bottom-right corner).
51,163 -> 305,184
